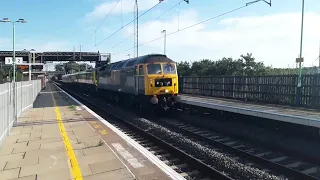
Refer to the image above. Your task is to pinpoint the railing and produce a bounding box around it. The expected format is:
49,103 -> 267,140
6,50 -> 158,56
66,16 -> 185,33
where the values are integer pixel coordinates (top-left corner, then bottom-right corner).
179,74 -> 320,109
0,80 -> 41,145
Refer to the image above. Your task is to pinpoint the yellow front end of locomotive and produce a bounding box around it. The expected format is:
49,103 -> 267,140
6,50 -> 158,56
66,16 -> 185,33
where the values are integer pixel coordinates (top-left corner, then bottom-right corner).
144,62 -> 179,96
146,75 -> 179,96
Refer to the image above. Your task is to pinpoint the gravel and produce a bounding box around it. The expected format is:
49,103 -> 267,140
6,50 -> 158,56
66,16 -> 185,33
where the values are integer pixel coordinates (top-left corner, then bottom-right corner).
178,112 -> 320,163
131,117 -> 287,180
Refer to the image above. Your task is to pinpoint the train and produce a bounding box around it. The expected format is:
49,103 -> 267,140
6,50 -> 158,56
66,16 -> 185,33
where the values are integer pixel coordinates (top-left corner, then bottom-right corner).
59,54 -> 180,111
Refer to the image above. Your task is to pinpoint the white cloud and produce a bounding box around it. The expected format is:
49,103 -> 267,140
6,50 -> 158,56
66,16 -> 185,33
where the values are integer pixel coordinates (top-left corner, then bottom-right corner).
0,38 -> 72,52
112,10 -> 320,68
86,0 -> 162,20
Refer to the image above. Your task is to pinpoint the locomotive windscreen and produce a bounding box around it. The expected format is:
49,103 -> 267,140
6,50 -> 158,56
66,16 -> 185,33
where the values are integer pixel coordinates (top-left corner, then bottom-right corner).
162,63 -> 176,74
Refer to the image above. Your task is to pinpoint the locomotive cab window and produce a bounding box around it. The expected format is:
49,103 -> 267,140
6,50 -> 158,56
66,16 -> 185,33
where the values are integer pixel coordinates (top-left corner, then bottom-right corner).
163,63 -> 176,74
147,64 -> 162,74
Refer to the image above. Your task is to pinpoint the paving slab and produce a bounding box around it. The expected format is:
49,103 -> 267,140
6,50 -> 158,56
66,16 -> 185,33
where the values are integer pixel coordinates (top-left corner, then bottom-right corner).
5,157 -> 39,170
36,169 -> 72,180
0,168 -> 20,180
82,168 -> 135,180
10,175 -> 36,180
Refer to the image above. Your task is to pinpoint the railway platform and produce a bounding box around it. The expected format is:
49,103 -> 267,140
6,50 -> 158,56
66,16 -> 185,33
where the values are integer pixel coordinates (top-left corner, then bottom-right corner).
0,83 -> 180,180
179,94 -> 320,128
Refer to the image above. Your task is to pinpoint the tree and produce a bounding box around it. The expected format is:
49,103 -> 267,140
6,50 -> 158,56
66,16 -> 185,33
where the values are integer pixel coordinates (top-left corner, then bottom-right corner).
79,63 -> 93,71
55,64 -> 64,72
177,61 -> 191,76
54,62 -> 94,74
176,53 -> 270,77
0,68 -> 5,83
64,62 -> 80,74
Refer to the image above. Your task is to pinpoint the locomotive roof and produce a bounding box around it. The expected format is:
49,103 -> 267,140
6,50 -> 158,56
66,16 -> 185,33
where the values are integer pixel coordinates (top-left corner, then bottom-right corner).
99,54 -> 175,71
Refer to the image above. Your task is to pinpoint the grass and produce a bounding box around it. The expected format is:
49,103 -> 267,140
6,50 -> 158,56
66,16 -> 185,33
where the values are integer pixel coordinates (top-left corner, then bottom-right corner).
69,105 -> 77,111
77,140 -> 104,150
97,140 -> 104,146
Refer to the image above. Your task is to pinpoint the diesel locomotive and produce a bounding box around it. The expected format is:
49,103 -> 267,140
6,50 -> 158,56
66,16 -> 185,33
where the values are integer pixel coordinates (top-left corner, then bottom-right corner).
60,54 -> 180,111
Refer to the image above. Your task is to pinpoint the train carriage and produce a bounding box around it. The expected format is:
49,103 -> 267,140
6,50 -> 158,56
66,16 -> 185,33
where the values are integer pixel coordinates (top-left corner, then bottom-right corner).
60,68 -> 98,92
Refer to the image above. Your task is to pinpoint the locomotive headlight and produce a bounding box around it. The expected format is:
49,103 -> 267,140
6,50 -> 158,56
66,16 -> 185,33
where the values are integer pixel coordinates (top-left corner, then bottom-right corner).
165,89 -> 169,93
173,78 -> 176,83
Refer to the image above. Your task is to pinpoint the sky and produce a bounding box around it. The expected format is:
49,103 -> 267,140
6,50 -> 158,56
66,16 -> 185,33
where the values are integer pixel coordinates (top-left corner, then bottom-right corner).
0,0 -> 320,71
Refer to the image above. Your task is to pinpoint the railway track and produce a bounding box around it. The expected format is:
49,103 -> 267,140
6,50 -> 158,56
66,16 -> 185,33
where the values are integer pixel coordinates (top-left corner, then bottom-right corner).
110,122 -> 212,180
55,83 -> 230,180
152,117 -> 320,180
56,82 -> 319,180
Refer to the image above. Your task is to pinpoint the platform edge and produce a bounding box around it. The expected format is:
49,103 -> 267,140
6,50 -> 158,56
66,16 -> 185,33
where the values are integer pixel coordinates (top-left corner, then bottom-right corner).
180,97 -> 320,128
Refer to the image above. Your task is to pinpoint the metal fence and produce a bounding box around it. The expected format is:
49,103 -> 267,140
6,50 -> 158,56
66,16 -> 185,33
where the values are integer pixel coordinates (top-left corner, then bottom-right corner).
0,80 -> 41,145
180,74 -> 320,109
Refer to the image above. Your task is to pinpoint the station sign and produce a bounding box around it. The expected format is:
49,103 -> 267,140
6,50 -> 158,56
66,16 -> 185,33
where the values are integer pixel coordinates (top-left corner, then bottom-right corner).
14,63 -> 44,71
32,65 -> 44,70
296,57 -> 304,63
17,65 -> 29,71
16,65 -> 44,71
100,53 -> 111,62
5,57 -> 24,65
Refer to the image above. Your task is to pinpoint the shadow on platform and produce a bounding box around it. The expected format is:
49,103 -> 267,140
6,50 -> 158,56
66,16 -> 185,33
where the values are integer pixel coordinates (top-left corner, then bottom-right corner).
33,82 -> 79,108
15,117 -> 96,127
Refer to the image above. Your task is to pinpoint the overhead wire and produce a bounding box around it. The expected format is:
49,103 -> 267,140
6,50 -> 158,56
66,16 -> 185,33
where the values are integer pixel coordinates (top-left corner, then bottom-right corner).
113,3 -> 255,55
88,1 -> 163,51
313,56 -> 319,66
112,0 -> 185,49
82,0 -> 121,47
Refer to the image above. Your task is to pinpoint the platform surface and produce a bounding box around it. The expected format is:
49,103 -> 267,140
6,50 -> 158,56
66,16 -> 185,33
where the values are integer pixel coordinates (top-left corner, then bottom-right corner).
180,94 -> 320,128
0,83 -> 174,180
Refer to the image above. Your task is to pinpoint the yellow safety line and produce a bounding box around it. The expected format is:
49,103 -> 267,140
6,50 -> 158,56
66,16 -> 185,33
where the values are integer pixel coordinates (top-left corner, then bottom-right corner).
49,84 -> 83,180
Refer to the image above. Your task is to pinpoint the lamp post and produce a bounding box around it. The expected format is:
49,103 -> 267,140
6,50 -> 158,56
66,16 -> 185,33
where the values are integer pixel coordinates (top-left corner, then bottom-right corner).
296,0 -> 304,105
161,30 -> 166,55
0,18 -> 28,83
0,18 -> 28,124
22,48 -> 36,81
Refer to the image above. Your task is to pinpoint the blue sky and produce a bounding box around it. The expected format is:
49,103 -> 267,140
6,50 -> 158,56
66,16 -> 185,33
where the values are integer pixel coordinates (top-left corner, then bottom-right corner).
0,0 -> 320,69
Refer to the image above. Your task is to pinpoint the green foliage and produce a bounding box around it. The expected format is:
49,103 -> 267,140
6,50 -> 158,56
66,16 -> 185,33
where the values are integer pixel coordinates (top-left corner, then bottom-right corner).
177,53 -> 319,77
263,66 -> 319,75
177,53 -> 271,76
55,64 -> 64,72
0,68 -> 5,83
16,70 -> 24,81
54,62 -> 93,75
64,61 -> 79,74
0,68 -> 5,78
79,63 -> 93,71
